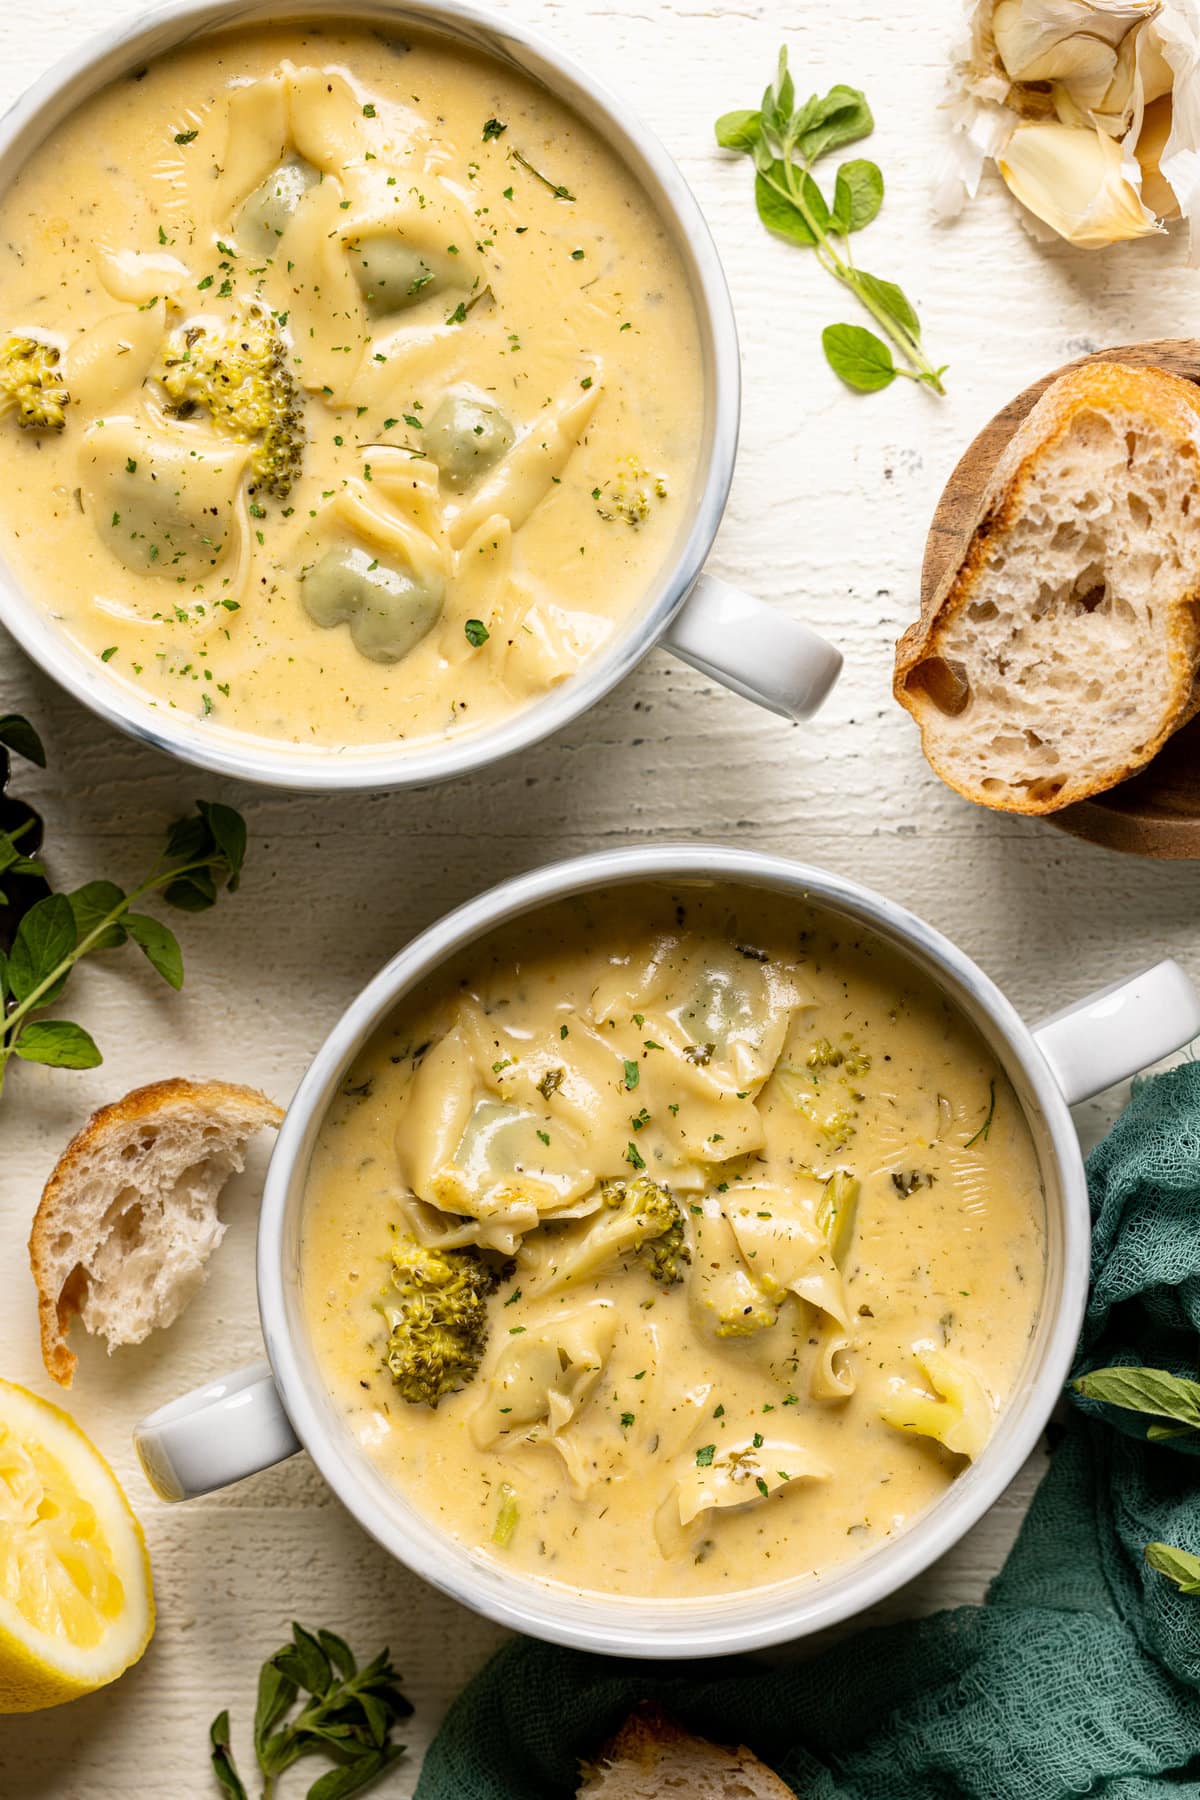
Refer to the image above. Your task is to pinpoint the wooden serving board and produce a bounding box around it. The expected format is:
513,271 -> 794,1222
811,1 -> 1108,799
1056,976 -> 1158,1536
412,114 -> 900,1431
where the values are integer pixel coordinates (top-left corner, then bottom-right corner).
921,338 -> 1200,859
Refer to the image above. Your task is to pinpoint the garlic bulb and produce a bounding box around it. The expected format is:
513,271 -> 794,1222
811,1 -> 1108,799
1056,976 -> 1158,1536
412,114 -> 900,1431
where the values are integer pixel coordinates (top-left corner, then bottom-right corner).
939,0 -> 1200,250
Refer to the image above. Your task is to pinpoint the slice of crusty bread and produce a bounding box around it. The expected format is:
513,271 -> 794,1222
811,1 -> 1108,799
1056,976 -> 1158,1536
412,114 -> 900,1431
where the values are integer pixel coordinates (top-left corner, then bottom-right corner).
577,1707 -> 794,1799
29,1078 -> 284,1386
894,360 -> 1200,814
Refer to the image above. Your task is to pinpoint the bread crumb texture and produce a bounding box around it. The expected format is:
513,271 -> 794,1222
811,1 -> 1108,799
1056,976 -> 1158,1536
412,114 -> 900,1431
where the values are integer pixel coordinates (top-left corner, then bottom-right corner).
895,362 -> 1200,813
28,1078 -> 284,1385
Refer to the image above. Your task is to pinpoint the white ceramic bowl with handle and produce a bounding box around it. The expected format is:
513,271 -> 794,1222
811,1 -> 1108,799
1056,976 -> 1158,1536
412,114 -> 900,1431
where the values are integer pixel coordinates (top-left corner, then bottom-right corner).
0,0 -> 841,793
134,844 -> 1200,1658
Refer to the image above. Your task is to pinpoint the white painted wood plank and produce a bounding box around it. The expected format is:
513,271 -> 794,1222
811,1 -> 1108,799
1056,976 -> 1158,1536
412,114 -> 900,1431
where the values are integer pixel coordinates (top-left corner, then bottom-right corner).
1,0 -> 1196,1790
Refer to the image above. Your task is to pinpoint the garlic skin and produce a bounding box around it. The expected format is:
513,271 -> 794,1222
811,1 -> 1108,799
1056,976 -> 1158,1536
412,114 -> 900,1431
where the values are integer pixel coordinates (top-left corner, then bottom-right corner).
940,0 -> 1200,251
1138,92 -> 1183,212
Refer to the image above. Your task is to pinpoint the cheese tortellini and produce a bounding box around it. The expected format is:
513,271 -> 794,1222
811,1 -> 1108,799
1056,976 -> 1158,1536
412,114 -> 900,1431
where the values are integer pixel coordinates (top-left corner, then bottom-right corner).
881,1348 -> 995,1461
81,418 -> 250,583
236,156 -> 319,257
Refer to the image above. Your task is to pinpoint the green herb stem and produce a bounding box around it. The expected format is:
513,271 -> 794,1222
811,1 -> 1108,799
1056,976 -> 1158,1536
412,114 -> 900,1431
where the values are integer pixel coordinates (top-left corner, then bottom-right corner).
768,154 -> 944,393
0,852 -> 208,1072
511,148 -> 575,201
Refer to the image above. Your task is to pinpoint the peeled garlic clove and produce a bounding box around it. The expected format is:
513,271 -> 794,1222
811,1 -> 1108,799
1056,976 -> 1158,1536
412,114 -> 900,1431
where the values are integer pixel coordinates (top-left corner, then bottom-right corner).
997,119 -> 1160,244
1136,92 -> 1181,216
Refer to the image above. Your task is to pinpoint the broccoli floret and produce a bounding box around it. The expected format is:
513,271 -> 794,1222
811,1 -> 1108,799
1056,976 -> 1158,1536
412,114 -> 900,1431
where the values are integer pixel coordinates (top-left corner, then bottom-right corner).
155,307 -> 304,499
690,1203 -> 779,1339
540,1175 -> 689,1293
0,335 -> 70,432
630,1183 -> 691,1286
705,1276 -> 778,1339
379,1238 -> 498,1408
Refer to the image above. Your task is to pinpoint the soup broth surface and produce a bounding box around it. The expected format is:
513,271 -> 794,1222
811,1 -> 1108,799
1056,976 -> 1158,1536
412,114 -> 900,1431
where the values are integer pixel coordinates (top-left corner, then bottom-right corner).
302,886 -> 1046,1601
0,25 -> 703,749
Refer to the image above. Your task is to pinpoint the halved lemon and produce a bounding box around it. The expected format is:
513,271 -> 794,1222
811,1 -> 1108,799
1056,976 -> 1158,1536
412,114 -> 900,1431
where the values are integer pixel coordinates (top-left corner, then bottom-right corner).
0,1378 -> 154,1712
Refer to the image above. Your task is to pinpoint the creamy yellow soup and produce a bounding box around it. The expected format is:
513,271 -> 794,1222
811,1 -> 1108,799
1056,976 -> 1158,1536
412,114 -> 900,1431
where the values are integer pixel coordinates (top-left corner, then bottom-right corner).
0,25 -> 702,748
302,886 -> 1045,1602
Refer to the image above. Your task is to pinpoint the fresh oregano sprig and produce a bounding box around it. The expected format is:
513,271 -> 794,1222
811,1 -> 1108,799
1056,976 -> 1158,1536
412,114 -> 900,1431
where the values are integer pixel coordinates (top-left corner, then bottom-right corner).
211,1622 -> 412,1800
0,713 -> 248,1101
715,48 -> 946,395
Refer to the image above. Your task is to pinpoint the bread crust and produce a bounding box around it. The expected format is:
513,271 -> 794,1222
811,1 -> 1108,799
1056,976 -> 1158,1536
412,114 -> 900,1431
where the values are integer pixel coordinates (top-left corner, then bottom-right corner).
894,360 -> 1200,814
29,1078 -> 284,1386
580,1703 -> 794,1797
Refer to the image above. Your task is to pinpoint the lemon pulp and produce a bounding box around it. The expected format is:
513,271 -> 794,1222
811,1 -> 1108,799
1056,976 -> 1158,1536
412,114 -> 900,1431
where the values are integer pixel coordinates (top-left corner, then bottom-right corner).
0,1380 -> 153,1713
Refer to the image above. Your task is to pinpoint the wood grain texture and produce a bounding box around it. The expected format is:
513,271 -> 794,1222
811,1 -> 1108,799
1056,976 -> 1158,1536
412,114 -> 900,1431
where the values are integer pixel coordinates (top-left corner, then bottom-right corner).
1,2 -> 1200,1795
921,338 -> 1200,858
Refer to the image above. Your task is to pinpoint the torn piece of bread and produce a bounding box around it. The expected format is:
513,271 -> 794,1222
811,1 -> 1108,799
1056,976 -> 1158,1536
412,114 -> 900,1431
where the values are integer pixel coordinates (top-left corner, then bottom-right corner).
577,1706 -> 794,1799
29,1078 -> 284,1386
894,360 -> 1200,814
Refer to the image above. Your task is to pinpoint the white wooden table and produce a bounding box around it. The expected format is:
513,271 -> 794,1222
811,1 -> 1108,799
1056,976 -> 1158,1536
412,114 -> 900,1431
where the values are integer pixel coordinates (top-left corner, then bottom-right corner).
3,1 -> 1199,1792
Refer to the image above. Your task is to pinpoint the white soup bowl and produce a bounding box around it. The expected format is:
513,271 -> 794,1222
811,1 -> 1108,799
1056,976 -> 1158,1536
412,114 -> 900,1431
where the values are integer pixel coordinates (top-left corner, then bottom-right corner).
134,845 -> 1200,1657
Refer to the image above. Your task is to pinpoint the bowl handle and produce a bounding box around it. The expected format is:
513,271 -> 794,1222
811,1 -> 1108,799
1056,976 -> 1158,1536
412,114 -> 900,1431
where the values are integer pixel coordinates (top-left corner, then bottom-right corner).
661,573 -> 843,721
1032,958 -> 1200,1107
133,1360 -> 301,1502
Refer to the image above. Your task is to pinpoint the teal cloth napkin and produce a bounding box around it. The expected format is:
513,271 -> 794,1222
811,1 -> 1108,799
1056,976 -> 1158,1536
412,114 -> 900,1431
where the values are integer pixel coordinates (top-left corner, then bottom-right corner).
416,1063 -> 1200,1800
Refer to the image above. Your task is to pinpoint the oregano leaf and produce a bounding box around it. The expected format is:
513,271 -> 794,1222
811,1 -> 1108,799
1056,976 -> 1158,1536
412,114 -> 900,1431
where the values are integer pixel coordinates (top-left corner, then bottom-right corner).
163,868 -> 219,913
307,1747 -> 404,1800
125,913 -> 184,990
210,1712 -> 249,1800
68,880 -> 128,951
254,1659 -> 298,1756
14,1019 -> 102,1069
9,893 -> 76,1002
198,801 -> 247,883
796,84 -> 874,161
0,714 -> 47,769
833,158 -> 884,232
165,811 -> 213,862
754,164 -> 829,245
769,47 -> 794,130
359,1690 -> 390,1748
856,269 -> 921,337
258,1725 -> 307,1778
318,1630 -> 358,1681
822,323 -> 896,392
714,109 -> 762,152
291,1621 -> 333,1696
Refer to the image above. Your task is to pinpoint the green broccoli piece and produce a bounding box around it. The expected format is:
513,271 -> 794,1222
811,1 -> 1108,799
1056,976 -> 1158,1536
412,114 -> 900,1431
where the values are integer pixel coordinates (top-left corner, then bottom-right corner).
540,1175 -> 689,1293
705,1276 -> 779,1339
379,1238 -> 498,1408
631,1182 -> 691,1286
0,335 -> 70,431
155,307 -> 304,499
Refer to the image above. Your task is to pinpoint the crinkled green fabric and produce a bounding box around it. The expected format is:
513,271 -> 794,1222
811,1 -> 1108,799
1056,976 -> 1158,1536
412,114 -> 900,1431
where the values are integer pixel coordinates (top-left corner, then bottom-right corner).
416,1063 -> 1200,1800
